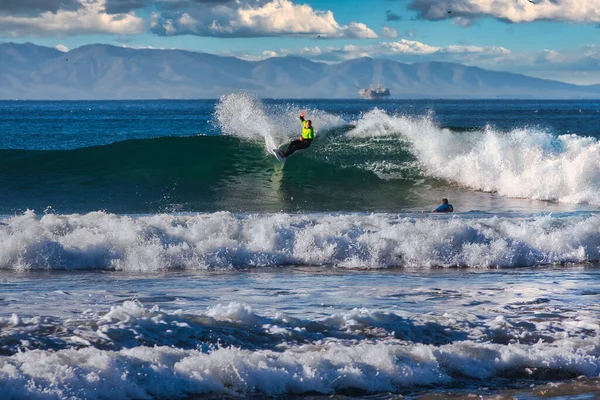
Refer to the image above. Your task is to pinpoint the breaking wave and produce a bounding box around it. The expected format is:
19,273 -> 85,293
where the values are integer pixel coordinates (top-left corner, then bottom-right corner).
1,300 -> 599,398
2,210 -> 600,271
346,107 -> 600,204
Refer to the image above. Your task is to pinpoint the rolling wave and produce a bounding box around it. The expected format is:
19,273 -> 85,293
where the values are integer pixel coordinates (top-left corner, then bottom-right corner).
216,93 -> 600,206
2,210 -> 599,271
2,94 -> 599,215
346,107 -> 600,205
0,132 -> 423,214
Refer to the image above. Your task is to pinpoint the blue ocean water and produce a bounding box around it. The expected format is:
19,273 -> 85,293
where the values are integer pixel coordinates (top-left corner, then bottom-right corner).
2,99 -> 600,150
1,97 -> 600,214
1,96 -> 600,399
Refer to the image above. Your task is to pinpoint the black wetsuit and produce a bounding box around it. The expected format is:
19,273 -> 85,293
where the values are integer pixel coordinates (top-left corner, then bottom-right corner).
282,116 -> 314,158
283,139 -> 312,158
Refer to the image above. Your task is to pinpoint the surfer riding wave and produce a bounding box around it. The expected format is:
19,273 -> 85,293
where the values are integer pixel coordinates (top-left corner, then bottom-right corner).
277,112 -> 314,159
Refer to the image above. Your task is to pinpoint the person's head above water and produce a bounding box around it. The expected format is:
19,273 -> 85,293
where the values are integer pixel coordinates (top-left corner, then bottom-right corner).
442,198 -> 449,204
306,120 -> 312,127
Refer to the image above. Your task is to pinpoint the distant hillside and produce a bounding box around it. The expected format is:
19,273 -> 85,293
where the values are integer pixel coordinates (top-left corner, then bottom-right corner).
0,42 -> 599,99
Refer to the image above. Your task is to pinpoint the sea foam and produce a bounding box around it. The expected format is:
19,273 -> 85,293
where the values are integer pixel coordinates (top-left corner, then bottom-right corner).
348,108 -> 600,205
1,211 -> 599,271
1,300 -> 599,398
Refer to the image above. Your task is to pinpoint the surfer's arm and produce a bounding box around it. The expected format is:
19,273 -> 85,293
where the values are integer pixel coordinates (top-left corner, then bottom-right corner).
299,112 -> 306,140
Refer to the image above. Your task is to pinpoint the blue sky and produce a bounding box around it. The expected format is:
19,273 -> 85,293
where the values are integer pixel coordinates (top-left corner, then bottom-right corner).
1,0 -> 599,84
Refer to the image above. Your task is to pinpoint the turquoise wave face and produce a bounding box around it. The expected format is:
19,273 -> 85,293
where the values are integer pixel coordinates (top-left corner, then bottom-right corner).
0,135 -> 427,214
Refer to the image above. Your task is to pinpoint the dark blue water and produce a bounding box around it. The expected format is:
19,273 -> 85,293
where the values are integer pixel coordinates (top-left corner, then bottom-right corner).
2,99 -> 600,150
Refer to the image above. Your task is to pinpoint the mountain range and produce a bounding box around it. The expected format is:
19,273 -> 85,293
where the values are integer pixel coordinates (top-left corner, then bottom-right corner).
1,42 -> 599,100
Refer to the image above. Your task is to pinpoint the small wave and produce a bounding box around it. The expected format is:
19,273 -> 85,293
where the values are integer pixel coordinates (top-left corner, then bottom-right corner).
1,211 -> 600,271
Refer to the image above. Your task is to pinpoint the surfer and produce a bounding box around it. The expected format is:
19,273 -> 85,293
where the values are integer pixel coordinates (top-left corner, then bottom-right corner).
278,112 -> 314,158
433,198 -> 454,213
422,198 -> 454,213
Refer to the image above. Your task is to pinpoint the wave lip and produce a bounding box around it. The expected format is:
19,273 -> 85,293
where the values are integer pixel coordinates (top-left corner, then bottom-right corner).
1,211 -> 600,271
347,108 -> 600,205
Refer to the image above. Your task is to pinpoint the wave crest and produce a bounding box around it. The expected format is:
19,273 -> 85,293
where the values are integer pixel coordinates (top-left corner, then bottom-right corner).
348,109 -> 600,204
1,211 -> 599,271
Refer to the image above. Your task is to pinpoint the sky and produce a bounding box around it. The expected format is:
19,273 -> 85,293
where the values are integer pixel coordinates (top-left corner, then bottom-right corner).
1,0 -> 600,84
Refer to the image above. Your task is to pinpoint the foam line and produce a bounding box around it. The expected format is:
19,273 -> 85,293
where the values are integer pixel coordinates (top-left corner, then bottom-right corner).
1,211 -> 599,270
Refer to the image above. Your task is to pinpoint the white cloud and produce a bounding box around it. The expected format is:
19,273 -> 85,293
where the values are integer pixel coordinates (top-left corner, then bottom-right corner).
409,0 -> 600,24
452,17 -> 476,27
226,38 -> 600,84
341,22 -> 377,39
0,0 -> 378,39
381,39 -> 440,55
539,49 -> 564,62
55,44 -> 69,52
262,50 -> 279,58
0,0 -> 145,37
234,49 -> 283,61
443,45 -> 510,55
247,38 -> 515,66
226,39 -> 600,84
381,26 -> 398,39
150,0 -> 377,38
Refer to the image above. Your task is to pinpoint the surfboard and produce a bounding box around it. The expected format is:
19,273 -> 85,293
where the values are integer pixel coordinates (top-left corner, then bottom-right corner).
271,149 -> 286,162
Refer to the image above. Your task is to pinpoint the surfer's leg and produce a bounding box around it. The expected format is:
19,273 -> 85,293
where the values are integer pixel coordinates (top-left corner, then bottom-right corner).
283,139 -> 311,157
283,140 -> 301,157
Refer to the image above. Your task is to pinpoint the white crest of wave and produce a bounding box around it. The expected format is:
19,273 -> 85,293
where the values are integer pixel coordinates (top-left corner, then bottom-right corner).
1,211 -> 600,270
347,108 -> 600,204
214,93 -> 345,151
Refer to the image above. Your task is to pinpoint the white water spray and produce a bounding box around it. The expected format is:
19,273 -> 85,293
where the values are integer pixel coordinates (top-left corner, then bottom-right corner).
348,109 -> 600,205
214,93 -> 345,151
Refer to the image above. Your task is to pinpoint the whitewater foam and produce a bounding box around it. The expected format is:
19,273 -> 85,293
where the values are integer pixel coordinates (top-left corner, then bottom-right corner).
347,108 -> 600,205
1,210 -> 600,271
2,300 -> 600,398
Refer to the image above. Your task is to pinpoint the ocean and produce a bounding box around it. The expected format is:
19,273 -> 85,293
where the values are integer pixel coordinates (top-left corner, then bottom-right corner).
1,94 -> 600,399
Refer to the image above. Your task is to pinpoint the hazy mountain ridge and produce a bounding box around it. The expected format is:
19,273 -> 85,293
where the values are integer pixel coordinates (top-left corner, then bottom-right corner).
0,43 -> 599,99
